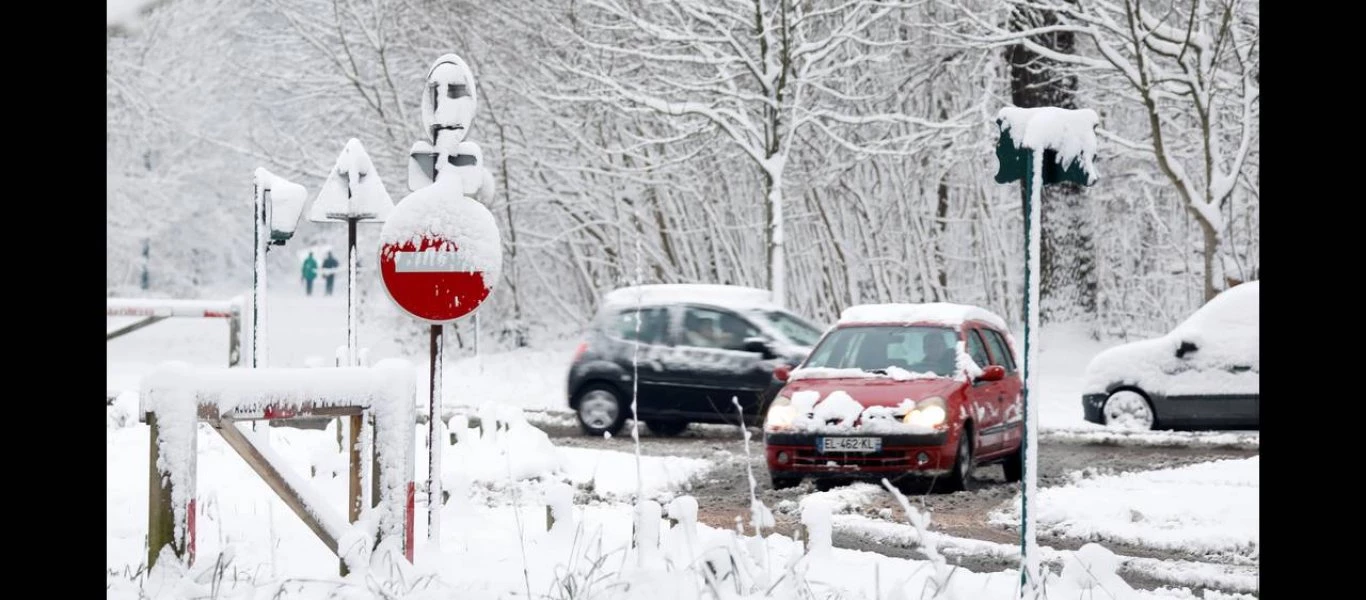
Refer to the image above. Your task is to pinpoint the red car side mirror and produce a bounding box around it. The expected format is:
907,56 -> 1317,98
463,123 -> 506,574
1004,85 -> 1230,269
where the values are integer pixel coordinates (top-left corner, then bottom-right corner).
978,365 -> 1006,382
774,364 -> 791,382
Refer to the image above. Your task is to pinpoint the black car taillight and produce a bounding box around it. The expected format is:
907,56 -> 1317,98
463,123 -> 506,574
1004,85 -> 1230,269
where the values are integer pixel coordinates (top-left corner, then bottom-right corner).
572,341 -> 589,362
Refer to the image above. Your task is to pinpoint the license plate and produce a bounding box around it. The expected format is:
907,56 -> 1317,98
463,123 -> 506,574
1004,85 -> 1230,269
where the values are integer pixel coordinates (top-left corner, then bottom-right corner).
819,437 -> 882,453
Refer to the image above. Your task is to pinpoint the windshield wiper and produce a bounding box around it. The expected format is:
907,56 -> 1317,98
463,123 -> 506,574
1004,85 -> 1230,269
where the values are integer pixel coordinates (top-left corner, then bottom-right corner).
866,368 -> 888,375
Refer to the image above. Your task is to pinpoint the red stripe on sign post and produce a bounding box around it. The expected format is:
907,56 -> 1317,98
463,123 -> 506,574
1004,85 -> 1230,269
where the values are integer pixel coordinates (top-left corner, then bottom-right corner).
188,498 -> 197,566
405,481 -> 415,562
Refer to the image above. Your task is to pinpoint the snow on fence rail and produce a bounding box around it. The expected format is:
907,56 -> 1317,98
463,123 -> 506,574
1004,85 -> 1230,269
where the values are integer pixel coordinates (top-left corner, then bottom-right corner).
107,297 -> 243,318
107,296 -> 245,368
139,361 -> 416,575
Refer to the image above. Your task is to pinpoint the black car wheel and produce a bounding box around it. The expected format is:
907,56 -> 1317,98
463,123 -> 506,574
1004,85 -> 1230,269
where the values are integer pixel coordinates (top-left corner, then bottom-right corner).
1102,390 -> 1157,430
941,428 -> 975,493
770,474 -> 802,490
645,419 -> 690,436
1002,443 -> 1023,483
574,384 -> 626,437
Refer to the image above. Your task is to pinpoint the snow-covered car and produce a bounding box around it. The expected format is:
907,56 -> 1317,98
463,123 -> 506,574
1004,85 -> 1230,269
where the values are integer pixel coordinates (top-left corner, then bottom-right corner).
763,303 -> 1023,492
1082,281 -> 1259,430
566,284 -> 823,437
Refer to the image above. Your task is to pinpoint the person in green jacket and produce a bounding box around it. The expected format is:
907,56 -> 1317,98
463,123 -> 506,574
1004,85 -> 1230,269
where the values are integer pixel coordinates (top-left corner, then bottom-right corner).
301,252 -> 318,296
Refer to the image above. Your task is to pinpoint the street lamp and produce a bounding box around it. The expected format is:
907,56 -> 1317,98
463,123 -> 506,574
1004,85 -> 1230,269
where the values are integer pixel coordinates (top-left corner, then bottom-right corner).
252,168 -> 307,369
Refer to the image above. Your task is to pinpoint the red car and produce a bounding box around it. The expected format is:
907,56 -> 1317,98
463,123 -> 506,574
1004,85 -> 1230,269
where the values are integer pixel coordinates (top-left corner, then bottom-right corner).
762,303 -> 1024,492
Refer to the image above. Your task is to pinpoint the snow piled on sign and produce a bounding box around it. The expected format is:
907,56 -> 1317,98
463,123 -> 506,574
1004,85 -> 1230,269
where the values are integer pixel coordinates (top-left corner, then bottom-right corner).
255,168 -> 307,236
990,457 -> 1260,561
380,177 -> 503,286
602,284 -> 776,310
998,106 -> 1101,183
838,302 -> 1008,331
308,138 -> 394,222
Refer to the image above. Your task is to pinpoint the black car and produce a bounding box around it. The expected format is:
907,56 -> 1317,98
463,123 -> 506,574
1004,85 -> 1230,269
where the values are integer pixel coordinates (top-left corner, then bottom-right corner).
567,285 -> 824,436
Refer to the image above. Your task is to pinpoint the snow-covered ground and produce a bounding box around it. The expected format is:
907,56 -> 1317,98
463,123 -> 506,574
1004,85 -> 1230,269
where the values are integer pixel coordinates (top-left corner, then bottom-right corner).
108,287 -> 1259,598
107,408 -> 1253,600
835,514 -> 1260,595
990,457 -> 1259,563
106,406 -> 709,584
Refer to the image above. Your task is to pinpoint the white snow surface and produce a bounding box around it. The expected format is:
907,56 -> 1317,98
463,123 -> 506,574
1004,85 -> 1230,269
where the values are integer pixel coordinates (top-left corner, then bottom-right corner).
309,138 -> 394,222
838,302 -> 1008,331
109,325 -> 1253,600
991,457 -> 1260,561
445,404 -> 709,499
602,284 -> 776,310
998,106 -> 1101,184
1083,281 -> 1259,396
139,361 -> 417,556
833,513 -> 1259,595
141,363 -> 414,415
798,482 -> 884,514
108,0 -> 157,26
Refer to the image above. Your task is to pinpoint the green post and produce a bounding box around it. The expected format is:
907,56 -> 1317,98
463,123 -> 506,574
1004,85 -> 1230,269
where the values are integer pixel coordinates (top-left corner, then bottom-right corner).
994,109 -> 1097,599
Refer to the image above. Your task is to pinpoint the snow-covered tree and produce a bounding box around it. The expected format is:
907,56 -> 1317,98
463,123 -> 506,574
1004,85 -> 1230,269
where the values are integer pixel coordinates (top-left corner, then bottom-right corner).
541,0 -> 967,308
953,0 -> 1260,301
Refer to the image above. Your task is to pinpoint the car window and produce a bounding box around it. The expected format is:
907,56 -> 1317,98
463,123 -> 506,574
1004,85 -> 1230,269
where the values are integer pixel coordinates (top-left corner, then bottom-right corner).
680,307 -> 760,351
982,329 -> 1017,371
965,329 -> 991,370
804,325 -> 958,377
749,309 -> 823,347
609,307 -> 670,345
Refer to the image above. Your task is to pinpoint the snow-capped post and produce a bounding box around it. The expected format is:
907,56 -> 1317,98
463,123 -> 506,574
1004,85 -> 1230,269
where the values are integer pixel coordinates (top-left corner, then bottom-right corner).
308,139 -> 395,368
250,169 -> 307,369
382,53 -> 500,550
993,107 -> 1100,599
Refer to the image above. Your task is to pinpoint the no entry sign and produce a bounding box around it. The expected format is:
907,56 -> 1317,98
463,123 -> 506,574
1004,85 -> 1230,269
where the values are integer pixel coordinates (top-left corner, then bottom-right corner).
378,186 -> 502,324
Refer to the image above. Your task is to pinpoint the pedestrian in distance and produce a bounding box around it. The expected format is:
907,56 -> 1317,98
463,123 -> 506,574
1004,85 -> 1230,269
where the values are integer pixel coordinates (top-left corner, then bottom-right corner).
302,251 -> 318,296
321,251 -> 340,296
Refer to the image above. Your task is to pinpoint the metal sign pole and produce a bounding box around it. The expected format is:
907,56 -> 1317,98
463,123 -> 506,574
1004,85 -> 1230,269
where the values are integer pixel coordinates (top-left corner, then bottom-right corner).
348,217 -> 360,367
428,324 -> 444,545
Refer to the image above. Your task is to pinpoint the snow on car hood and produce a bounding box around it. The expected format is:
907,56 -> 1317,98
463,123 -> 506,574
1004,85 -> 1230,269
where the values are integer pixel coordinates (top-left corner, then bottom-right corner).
778,377 -> 962,435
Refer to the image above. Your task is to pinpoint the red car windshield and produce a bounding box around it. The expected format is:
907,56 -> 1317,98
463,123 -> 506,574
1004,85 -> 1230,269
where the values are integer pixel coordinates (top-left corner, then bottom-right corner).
803,325 -> 958,377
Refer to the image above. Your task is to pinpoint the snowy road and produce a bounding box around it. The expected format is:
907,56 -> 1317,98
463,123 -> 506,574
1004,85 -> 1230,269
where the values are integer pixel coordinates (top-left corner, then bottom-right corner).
537,418 -> 1258,595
